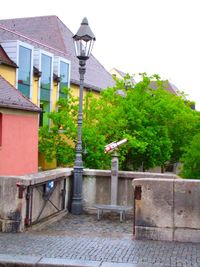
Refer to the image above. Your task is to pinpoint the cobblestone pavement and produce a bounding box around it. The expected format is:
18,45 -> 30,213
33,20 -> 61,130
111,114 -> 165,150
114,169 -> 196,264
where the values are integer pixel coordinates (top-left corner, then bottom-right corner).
0,213 -> 200,266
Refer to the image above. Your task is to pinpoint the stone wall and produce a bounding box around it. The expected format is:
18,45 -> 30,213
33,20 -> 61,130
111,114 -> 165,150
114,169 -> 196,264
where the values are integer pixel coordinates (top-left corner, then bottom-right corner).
133,178 -> 200,243
0,168 -> 176,233
82,170 -> 176,212
83,170 -> 133,211
0,168 -> 72,232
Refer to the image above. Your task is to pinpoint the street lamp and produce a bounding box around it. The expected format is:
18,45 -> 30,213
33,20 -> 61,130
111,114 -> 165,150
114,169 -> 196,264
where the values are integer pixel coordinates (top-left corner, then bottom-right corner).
71,17 -> 96,214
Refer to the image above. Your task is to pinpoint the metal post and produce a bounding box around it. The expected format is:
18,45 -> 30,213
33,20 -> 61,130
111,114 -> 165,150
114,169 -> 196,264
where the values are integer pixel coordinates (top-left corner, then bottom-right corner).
111,149 -> 119,205
71,59 -> 86,214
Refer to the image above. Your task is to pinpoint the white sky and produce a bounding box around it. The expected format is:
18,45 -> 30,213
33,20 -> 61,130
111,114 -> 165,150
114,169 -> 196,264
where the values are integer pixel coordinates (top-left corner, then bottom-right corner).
1,0 -> 200,109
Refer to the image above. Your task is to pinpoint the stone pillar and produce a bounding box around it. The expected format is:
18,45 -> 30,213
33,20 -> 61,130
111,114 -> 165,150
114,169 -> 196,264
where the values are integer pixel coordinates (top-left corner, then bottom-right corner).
0,177 -> 27,233
111,150 -> 118,205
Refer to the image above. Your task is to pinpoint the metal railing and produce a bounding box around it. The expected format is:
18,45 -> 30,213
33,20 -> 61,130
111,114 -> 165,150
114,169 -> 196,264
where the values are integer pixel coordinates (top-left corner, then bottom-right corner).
25,176 -> 67,226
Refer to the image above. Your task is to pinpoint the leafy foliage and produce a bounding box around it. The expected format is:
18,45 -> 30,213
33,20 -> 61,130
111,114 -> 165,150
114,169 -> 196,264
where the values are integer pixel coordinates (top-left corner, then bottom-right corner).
181,133 -> 200,179
39,74 -> 200,172
39,89 -> 77,166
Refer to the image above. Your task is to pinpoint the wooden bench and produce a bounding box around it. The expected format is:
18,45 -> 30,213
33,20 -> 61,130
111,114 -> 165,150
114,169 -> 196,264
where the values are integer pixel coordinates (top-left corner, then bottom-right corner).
93,204 -> 132,222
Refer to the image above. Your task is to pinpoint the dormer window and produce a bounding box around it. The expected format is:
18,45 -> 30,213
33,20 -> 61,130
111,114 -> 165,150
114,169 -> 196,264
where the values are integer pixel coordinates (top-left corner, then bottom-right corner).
18,45 -> 32,98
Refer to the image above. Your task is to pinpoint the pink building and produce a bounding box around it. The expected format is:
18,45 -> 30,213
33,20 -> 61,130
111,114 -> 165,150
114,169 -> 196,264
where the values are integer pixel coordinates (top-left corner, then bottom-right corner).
0,76 -> 40,175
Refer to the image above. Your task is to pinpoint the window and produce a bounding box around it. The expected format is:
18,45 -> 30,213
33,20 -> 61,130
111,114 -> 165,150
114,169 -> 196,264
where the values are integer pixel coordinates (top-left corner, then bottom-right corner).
18,45 -> 32,98
40,54 -> 52,126
0,113 -> 2,146
59,61 -> 69,99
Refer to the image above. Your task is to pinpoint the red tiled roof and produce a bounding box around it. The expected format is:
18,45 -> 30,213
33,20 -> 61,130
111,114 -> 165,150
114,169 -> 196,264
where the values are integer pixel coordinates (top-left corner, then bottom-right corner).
0,44 -> 17,68
0,75 -> 40,112
0,16 -> 115,92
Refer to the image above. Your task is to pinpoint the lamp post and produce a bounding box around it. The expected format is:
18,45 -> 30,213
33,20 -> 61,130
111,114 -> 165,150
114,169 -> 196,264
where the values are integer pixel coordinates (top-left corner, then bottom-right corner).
71,18 -> 96,214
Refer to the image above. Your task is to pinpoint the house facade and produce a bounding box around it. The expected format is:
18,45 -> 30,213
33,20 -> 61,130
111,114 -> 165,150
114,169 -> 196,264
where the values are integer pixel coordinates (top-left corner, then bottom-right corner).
0,16 -> 115,127
0,75 -> 40,175
0,16 -> 115,172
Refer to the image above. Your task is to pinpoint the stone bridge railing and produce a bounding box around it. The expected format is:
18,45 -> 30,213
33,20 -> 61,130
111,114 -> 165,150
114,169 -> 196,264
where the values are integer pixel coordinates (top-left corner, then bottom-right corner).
133,178 -> 200,243
0,168 -> 72,232
0,168 -> 177,233
82,169 -> 177,212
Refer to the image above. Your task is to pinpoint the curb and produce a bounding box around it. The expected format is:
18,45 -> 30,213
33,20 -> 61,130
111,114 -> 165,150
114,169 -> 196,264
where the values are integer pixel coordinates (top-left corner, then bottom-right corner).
0,254 -> 99,267
0,254 -> 152,267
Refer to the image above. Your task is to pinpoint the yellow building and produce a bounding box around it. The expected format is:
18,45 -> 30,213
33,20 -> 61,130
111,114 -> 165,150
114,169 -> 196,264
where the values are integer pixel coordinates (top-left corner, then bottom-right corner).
0,16 -> 115,127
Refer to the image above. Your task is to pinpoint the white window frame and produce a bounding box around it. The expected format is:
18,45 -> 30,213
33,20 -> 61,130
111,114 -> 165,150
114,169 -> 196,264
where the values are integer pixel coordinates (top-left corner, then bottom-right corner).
16,41 -> 34,99
38,50 -> 54,113
56,57 -> 71,101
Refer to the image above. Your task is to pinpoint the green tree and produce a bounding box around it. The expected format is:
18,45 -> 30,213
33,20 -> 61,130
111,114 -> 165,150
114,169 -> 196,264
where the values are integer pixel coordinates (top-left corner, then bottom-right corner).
39,89 -> 77,166
83,73 -> 200,171
39,73 -> 200,171
181,133 -> 200,179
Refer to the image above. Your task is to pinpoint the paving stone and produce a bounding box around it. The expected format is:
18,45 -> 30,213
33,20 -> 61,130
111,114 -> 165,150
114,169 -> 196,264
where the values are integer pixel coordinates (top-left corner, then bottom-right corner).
101,262 -> 140,267
0,214 -> 200,267
101,263 -> 163,267
38,257 -> 101,266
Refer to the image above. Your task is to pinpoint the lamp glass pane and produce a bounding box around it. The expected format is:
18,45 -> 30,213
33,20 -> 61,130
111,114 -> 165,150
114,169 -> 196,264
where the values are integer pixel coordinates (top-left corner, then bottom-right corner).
74,39 -> 94,58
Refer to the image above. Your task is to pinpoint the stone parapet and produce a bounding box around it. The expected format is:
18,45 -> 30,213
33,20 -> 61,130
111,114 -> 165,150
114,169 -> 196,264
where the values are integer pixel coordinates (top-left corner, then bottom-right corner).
0,168 -> 72,233
83,169 -> 177,179
13,168 -> 73,186
133,178 -> 200,242
0,168 -> 177,233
